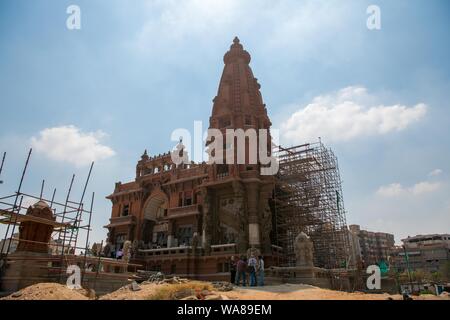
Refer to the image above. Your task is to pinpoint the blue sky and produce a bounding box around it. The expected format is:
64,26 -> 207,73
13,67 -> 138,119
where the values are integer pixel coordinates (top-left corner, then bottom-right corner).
0,0 -> 449,245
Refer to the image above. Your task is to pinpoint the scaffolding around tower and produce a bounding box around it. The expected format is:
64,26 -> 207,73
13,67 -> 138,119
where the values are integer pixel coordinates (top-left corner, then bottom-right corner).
273,141 -> 350,269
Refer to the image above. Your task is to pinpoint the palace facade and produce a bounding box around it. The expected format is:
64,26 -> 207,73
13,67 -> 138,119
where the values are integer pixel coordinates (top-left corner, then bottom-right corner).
105,38 -> 282,279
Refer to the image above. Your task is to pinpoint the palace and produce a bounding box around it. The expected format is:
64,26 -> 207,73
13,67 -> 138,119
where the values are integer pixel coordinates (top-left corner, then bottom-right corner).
104,37 -> 349,279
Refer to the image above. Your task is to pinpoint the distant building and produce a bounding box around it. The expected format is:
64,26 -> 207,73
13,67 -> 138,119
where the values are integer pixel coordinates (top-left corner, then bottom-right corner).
348,225 -> 395,267
390,234 -> 450,275
0,233 -> 19,254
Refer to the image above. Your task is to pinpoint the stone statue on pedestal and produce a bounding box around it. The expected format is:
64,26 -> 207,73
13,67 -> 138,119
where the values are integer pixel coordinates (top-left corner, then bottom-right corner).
122,240 -> 132,263
294,232 -> 314,267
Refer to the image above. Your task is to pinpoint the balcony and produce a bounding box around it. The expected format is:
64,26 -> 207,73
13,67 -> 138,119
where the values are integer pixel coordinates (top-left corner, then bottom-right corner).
211,243 -> 236,256
104,215 -> 136,228
167,204 -> 201,219
138,245 -> 203,258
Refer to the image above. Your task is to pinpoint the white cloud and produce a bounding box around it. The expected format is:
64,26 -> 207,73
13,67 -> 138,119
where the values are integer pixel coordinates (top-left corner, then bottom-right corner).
30,126 -> 115,167
410,181 -> 441,195
280,86 -> 427,144
131,0 -> 354,60
376,183 -> 404,197
428,169 -> 443,177
376,181 -> 441,197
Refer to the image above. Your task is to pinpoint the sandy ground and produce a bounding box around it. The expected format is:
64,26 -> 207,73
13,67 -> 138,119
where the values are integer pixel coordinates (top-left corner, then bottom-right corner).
220,283 -> 450,300
221,284 -> 400,300
2,282 -> 449,300
1,283 -> 89,300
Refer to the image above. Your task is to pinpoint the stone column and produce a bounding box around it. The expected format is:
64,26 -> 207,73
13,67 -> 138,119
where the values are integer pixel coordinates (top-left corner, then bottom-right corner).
200,188 -> 212,255
246,182 -> 260,248
167,221 -> 174,248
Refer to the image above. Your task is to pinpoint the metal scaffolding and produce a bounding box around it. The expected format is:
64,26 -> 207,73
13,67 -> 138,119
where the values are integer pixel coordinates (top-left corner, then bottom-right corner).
273,141 -> 350,269
0,149 -> 95,283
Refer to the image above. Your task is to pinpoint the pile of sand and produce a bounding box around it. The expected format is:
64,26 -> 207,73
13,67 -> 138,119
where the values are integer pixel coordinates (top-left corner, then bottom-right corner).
1,283 -> 90,300
100,281 -> 214,300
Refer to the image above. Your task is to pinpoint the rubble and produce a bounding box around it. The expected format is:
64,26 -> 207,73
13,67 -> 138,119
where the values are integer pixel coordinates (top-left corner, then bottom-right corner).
130,281 -> 141,291
146,271 -> 165,283
212,281 -> 234,292
172,289 -> 195,300
142,272 -> 190,285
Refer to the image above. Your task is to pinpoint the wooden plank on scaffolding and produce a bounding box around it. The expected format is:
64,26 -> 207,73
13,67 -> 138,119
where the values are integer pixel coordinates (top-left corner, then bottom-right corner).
0,209 -> 73,229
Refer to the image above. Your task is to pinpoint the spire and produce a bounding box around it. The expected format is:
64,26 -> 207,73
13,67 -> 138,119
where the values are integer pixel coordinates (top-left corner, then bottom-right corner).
141,149 -> 149,160
210,37 -> 270,130
223,36 -> 251,65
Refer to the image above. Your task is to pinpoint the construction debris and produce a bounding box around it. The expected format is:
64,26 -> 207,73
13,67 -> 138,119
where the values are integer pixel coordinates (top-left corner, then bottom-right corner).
146,271 -> 165,283
141,272 -> 190,285
130,281 -> 141,291
172,289 -> 195,300
211,282 -> 234,292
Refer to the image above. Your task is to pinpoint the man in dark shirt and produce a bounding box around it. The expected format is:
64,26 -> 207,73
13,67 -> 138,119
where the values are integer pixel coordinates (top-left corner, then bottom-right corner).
230,256 -> 237,284
235,256 -> 247,286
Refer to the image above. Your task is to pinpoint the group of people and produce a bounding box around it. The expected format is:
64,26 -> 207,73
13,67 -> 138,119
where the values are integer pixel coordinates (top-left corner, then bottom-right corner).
229,255 -> 264,287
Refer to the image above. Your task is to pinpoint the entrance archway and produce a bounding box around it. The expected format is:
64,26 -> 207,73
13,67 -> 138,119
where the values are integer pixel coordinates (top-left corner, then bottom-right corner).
141,191 -> 168,246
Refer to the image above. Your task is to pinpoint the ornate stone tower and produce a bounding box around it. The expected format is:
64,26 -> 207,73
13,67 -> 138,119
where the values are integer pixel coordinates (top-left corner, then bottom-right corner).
203,37 -> 275,255
209,36 -> 272,163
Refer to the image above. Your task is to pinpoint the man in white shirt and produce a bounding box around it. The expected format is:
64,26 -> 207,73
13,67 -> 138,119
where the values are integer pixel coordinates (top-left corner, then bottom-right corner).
248,255 -> 257,286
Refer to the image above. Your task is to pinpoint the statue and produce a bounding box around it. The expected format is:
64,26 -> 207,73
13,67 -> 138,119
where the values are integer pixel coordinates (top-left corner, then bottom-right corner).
294,232 -> 314,267
192,232 -> 199,255
246,246 -> 260,259
122,240 -> 132,263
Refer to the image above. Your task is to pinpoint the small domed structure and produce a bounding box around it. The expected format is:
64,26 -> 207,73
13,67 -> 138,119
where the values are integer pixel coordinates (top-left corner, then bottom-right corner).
17,200 -> 55,253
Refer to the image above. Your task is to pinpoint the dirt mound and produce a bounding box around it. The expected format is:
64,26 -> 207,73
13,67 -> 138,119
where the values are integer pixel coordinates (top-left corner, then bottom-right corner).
100,280 -> 214,300
1,283 -> 90,300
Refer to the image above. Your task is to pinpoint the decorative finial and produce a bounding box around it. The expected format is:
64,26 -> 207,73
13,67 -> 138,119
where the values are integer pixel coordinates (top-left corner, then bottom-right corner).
224,36 -> 250,64
141,149 -> 149,160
